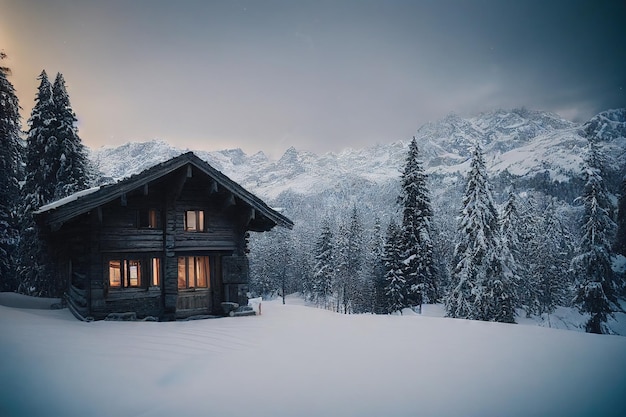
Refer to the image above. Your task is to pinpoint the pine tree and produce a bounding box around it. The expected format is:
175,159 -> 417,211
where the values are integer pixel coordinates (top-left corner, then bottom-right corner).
383,220 -> 405,314
22,70 -> 55,206
571,141 -> 618,334
446,144 -> 516,322
312,220 -> 334,309
367,217 -> 387,314
514,194 -> 542,315
615,178 -> 626,258
615,178 -> 626,296
50,73 -> 92,199
334,208 -> 366,312
398,137 -> 438,311
0,52 -> 23,291
534,198 -> 572,315
17,70 -> 57,296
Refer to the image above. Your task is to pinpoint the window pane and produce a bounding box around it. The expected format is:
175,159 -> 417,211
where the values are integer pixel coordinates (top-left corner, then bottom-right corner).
197,211 -> 204,231
188,257 -> 196,288
127,260 -> 141,287
196,256 -> 209,288
151,258 -> 160,286
177,257 -> 186,289
149,210 -> 158,228
109,261 -> 121,288
185,211 -> 196,231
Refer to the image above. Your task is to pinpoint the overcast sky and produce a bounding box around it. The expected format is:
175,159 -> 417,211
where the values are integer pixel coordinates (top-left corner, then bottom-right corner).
2,0 -> 625,158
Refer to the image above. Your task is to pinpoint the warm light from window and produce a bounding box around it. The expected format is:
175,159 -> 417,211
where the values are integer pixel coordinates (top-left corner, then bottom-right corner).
109,261 -> 121,288
151,258 -> 160,286
185,211 -> 205,232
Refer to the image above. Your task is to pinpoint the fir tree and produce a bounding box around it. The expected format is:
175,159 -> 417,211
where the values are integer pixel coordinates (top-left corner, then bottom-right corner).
330,207 -> 366,313
615,178 -> 626,258
534,198 -> 572,315
446,144 -> 516,322
50,73 -> 93,199
571,141 -> 618,334
398,137 -> 438,310
17,70 -> 56,296
0,52 -> 22,291
383,219 -> 405,313
22,70 -> 55,206
312,220 -> 334,309
367,217 -> 387,314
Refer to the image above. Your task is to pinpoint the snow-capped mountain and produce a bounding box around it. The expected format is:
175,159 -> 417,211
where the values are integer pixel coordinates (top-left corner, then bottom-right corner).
90,108 -> 626,204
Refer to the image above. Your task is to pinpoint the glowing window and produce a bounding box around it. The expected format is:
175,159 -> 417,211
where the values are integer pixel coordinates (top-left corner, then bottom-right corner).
177,256 -> 210,289
185,210 -> 205,232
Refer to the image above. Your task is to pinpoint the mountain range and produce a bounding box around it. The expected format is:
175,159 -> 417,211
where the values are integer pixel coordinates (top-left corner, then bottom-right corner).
91,108 -> 626,209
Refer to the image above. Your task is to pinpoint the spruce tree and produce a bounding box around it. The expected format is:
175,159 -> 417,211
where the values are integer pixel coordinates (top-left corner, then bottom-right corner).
615,178 -> 626,258
534,199 -> 571,315
23,70 -> 56,205
17,70 -> 56,296
367,217 -> 387,314
383,220 -> 405,313
0,52 -> 22,291
50,72 -> 92,199
398,137 -> 438,310
571,141 -> 618,334
615,178 -> 626,296
446,144 -> 516,322
312,220 -> 334,310
499,190 -> 522,303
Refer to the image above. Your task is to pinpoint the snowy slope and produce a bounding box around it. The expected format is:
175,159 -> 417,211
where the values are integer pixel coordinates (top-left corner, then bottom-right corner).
1,295 -> 625,417
90,108 -> 626,201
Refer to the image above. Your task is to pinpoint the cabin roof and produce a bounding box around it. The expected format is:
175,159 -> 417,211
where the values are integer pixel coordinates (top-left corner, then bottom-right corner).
35,152 -> 294,231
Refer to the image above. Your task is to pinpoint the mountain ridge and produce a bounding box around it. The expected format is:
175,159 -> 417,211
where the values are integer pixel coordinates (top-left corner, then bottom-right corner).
90,108 -> 626,202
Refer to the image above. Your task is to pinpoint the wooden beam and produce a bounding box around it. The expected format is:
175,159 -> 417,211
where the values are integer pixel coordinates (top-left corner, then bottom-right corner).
186,164 -> 193,178
143,184 -> 149,196
97,207 -> 103,223
222,193 -> 236,210
168,166 -> 188,203
243,208 -> 255,227
208,180 -> 218,195
120,193 -> 127,206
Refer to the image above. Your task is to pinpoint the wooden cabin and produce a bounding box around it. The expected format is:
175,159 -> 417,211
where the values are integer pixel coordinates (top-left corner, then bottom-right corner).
35,152 -> 293,321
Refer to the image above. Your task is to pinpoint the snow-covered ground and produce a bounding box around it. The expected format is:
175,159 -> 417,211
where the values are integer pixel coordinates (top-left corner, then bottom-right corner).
1,293 -> 625,417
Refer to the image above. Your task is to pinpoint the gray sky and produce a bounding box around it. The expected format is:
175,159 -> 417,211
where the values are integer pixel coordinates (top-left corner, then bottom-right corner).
2,0 -> 625,158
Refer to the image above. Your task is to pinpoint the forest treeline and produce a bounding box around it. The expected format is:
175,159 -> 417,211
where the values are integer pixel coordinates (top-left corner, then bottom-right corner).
249,136 -> 626,334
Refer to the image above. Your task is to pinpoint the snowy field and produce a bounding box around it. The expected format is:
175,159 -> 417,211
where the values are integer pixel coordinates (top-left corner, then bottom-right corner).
1,294 -> 626,417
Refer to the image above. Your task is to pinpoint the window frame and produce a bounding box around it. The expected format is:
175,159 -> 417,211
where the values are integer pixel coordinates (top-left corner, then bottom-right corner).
138,208 -> 161,229
184,210 -> 205,232
107,255 -> 162,290
177,256 -> 211,290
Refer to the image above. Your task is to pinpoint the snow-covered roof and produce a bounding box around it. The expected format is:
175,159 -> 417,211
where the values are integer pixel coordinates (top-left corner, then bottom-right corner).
35,152 -> 294,231
35,186 -> 102,214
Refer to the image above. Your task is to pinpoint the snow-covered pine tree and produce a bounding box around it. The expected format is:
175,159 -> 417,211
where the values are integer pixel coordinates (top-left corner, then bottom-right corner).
513,193 -> 542,315
50,73 -> 93,199
446,144 -> 516,322
17,70 -> 56,296
616,178 -> 626,296
0,52 -> 23,291
398,137 -> 438,310
383,219 -> 405,314
346,206 -> 365,312
571,141 -> 618,334
534,198 -> 572,315
334,222 -> 351,313
615,178 -> 626,259
312,220 -> 335,310
366,217 -> 387,314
